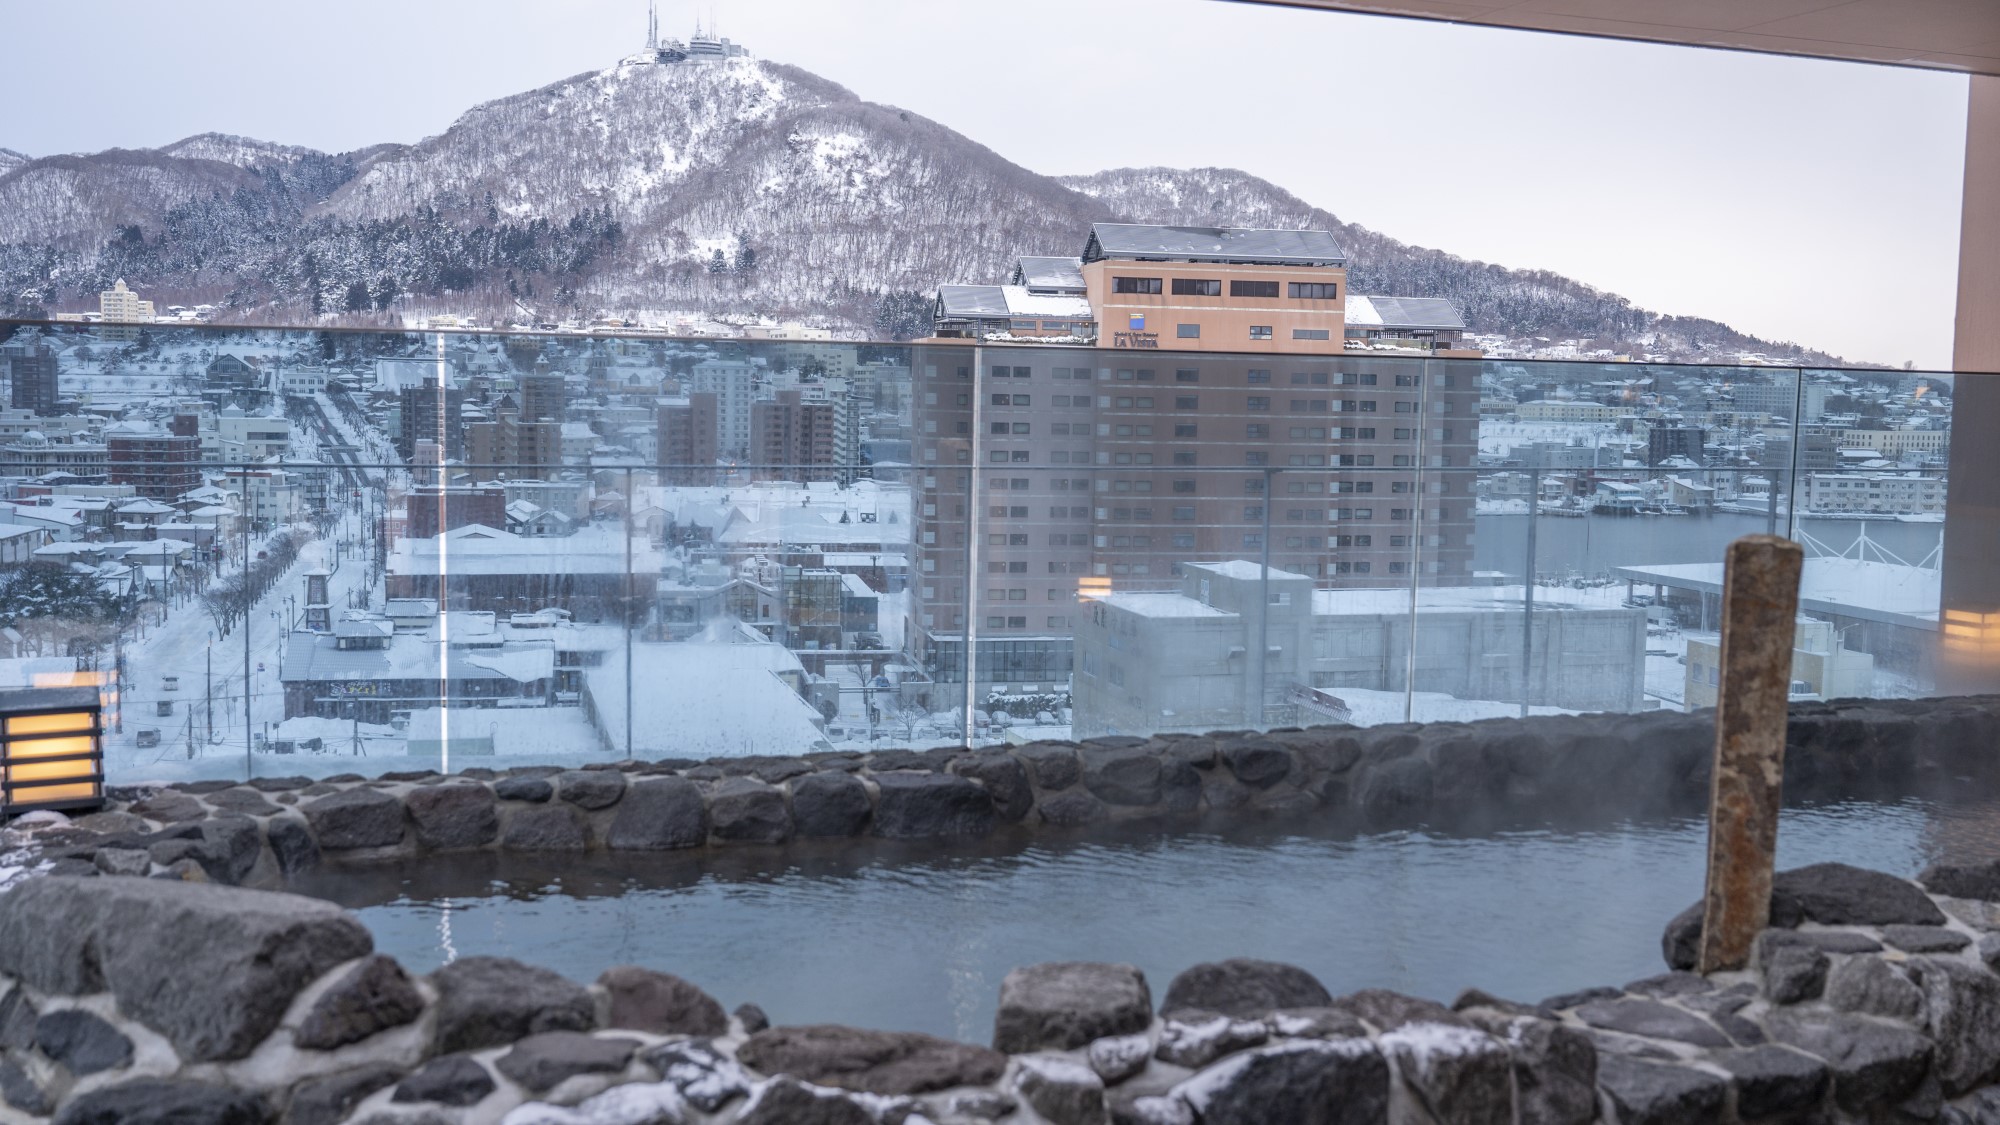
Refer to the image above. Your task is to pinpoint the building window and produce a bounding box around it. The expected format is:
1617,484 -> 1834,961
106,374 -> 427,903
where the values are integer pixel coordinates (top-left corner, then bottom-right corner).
1174,423 -> 1197,437
1176,324 -> 1201,339
1247,397 -> 1269,411
1231,280 -> 1280,298
1171,279 -> 1222,296
1249,326 -> 1273,340
1112,276 -> 1163,294
1172,480 -> 1197,494
1292,329 -> 1332,341
1247,369 -> 1271,383
1173,451 -> 1197,465
1175,369 -> 1200,382
1289,282 -> 1339,300
1175,396 -> 1199,410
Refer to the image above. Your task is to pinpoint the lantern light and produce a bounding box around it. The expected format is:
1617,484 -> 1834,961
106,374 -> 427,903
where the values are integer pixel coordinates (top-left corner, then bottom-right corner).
0,686 -> 105,817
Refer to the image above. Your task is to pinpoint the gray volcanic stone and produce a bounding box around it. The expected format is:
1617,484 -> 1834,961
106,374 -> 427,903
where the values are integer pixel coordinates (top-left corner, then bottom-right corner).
641,1039 -> 752,1111
1624,971 -> 1714,998
735,1002 -> 772,1034
1984,934 -> 2000,973
1270,1008 -> 1372,1040
502,804 -> 590,851
1083,748 -> 1166,805
1775,862 -> 1947,926
428,956 -> 594,1053
93,847 -> 150,876
1156,1013 -> 1269,1068
556,768 -> 627,810
791,770 -> 871,837
1826,955 -> 1924,1020
301,787 -> 405,849
1162,958 -> 1332,1018
246,775 -> 312,792
871,771 -> 996,838
189,815 -> 263,884
206,787 -> 279,817
1594,1055 -> 1726,1125
1013,1054 -> 1107,1125
51,1078 -> 269,1125
1356,754 -> 1433,815
1174,1039 -> 1390,1125
266,816 -> 320,874
737,1077 -> 876,1125
0,987 -> 37,1049
34,1008 -> 132,1074
0,877 -> 371,1063
1712,1045 -> 1830,1120
495,1031 -> 639,1092
1089,1033 -> 1155,1083
1039,791 -> 1108,827
709,776 -> 791,843
1329,989 -> 1462,1033
1017,743 -> 1082,790
295,954 -> 424,1050
1920,859 -> 2000,901
737,1025 -> 1006,1095
494,775 -> 553,802
1766,1009 -> 1933,1112
1381,1021 -> 1512,1125
1914,956 -> 2000,1096
403,783 -> 498,850
129,790 -> 206,823
1885,924 -> 1972,953
954,752 -> 1035,821
1791,930 -> 1884,954
1573,997 -> 1731,1048
598,965 -> 727,1036
1219,739 -> 1293,789
393,1054 -> 495,1106
606,776 -> 708,849
1757,933 -> 1829,1004
0,1056 -> 50,1116
284,1064 -> 402,1125
995,962 -> 1153,1053
1462,1013 -> 1597,1125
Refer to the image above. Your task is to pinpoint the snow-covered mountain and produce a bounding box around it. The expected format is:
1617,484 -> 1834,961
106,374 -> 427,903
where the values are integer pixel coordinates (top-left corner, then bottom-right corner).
0,149 -> 28,175
0,51 -> 1849,363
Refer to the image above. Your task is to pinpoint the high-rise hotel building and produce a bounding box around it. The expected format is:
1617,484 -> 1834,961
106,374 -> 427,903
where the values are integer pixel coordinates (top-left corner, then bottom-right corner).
912,223 -> 1480,689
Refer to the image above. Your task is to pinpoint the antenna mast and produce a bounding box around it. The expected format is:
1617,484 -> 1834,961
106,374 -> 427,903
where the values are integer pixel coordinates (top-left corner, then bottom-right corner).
647,0 -> 658,50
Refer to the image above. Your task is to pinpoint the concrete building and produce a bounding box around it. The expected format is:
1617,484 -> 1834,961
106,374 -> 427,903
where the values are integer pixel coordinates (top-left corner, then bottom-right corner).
1835,429 -> 1950,461
405,485 -> 507,540
1732,381 -> 1828,423
1684,617 -> 1875,707
686,358 -> 759,457
1646,426 -> 1706,467
658,393 -> 720,485
1803,472 -> 1949,515
1517,400 -> 1634,423
214,409 -> 291,462
751,388 -> 841,484
905,340 -> 1480,689
1070,560 -> 1646,737
105,424 -> 200,500
3,338 -> 60,415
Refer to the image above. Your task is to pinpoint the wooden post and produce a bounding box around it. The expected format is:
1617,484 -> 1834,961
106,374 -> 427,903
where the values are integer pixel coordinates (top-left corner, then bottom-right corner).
1696,534 -> 1804,973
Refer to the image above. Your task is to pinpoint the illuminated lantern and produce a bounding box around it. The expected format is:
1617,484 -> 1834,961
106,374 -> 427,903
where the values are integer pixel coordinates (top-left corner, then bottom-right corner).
0,686 -> 105,816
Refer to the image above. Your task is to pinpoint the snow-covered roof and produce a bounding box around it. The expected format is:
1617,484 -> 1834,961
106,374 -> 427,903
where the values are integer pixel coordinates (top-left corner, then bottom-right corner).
1011,256 -> 1085,293
999,286 -> 1093,319
584,640 -> 826,758
936,285 -> 1009,320
1183,559 -> 1311,582
1344,295 -> 1466,331
1083,223 -> 1347,266
1098,592 -> 1237,619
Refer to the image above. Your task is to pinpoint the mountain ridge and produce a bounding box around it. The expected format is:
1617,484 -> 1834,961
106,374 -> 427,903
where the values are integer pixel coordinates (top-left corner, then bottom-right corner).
0,53 -> 1855,365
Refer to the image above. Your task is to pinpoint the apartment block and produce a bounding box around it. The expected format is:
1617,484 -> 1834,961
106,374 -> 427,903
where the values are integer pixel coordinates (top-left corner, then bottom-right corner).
1803,472 -> 1948,515
105,425 -> 200,501
658,393 -> 720,485
4,338 -> 61,415
751,388 -> 840,483
906,342 -> 1479,687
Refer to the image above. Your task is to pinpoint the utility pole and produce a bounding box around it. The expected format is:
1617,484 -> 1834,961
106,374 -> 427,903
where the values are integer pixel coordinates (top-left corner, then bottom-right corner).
205,638 -> 214,746
1522,464 -> 1541,718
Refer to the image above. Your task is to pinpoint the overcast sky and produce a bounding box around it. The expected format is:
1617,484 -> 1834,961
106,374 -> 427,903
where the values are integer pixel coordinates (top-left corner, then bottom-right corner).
0,0 -> 1970,367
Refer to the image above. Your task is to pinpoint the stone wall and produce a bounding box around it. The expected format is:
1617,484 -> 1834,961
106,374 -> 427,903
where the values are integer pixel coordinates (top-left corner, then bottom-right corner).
8,695 -> 1999,888
5,860 -> 2000,1124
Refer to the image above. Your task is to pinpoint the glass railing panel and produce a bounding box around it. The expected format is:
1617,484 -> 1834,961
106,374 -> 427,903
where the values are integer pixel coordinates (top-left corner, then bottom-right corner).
7,317 -> 1997,787
1407,358 -> 1808,719
1788,366 -> 1955,701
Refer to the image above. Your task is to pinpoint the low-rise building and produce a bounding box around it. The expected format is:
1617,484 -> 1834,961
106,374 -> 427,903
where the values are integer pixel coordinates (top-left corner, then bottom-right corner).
1070,559 -> 1646,737
1802,472 -> 1948,515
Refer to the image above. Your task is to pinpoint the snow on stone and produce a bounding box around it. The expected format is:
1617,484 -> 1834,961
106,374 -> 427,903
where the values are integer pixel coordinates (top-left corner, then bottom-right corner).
1172,1039 -> 1376,1113
499,1080 -> 689,1125
1379,1021 -> 1502,1059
